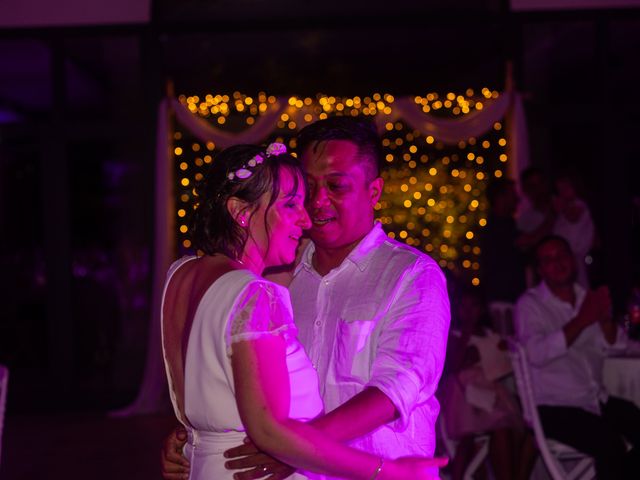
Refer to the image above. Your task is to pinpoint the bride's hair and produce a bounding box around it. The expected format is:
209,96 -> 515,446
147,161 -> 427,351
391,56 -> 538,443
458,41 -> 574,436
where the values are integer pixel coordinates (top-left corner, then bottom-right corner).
191,144 -> 304,260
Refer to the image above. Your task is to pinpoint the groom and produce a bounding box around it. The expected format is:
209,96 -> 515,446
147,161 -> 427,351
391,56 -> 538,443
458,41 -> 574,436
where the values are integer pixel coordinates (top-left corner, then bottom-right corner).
161,116 -> 450,479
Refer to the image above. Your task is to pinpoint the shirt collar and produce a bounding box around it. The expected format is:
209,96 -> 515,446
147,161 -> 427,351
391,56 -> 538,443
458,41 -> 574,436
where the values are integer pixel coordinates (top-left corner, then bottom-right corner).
537,280 -> 587,312
346,222 -> 387,271
294,222 -> 385,276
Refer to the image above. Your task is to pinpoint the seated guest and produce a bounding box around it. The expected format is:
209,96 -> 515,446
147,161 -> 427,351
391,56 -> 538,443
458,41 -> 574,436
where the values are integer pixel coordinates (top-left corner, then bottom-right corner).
515,235 -> 640,479
441,287 -> 536,480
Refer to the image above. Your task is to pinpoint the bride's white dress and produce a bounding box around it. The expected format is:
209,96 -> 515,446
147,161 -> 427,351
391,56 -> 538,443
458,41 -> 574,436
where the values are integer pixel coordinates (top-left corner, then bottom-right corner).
161,256 -> 324,480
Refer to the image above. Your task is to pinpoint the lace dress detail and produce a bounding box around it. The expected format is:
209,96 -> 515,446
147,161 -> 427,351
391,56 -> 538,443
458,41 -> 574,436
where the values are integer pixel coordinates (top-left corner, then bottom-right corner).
225,280 -> 298,354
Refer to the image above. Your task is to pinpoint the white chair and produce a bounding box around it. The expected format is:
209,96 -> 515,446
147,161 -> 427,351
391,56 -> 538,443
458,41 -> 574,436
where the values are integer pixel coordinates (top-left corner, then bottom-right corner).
438,413 -> 490,480
0,364 -> 8,467
507,340 -> 596,480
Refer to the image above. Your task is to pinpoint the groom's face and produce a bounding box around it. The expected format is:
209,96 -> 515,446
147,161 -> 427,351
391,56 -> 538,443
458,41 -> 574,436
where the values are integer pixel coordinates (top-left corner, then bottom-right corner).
301,140 -> 381,251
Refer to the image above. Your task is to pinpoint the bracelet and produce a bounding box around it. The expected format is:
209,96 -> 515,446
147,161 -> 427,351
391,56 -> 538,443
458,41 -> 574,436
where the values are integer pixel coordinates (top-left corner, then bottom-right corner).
370,458 -> 384,480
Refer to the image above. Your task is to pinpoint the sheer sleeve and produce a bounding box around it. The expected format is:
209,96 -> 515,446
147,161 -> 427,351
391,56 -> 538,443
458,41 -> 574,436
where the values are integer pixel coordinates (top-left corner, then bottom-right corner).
225,280 -> 298,355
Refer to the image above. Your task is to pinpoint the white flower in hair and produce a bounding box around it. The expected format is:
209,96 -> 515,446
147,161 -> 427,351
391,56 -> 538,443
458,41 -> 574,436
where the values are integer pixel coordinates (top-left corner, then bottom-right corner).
266,142 -> 287,156
247,153 -> 264,167
235,168 -> 252,179
227,146 -> 281,183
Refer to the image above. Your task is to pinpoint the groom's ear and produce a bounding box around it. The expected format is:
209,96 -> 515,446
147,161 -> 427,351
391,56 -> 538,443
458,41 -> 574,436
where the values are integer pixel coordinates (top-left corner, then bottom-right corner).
368,177 -> 383,207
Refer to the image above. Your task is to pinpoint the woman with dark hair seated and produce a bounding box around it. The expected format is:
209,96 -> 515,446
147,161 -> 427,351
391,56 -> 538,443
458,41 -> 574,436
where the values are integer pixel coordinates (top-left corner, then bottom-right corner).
440,287 -> 536,480
161,143 -> 444,480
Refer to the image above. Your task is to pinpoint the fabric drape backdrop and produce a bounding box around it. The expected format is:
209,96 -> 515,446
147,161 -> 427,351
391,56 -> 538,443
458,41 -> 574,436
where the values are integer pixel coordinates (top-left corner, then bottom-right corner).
121,91 -> 530,415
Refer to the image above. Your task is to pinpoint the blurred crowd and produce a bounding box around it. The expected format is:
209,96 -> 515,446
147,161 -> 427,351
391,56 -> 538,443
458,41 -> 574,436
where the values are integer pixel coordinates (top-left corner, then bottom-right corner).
438,167 -> 640,480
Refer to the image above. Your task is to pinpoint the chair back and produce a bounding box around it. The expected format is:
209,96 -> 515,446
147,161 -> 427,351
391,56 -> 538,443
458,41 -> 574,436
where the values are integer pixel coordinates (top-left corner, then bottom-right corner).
0,364 -> 8,466
507,340 -> 595,480
437,404 -> 490,479
506,340 -> 536,425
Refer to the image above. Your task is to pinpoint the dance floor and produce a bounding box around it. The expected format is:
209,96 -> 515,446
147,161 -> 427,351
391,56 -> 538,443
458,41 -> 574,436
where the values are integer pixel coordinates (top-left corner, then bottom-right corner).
1,412 -> 177,479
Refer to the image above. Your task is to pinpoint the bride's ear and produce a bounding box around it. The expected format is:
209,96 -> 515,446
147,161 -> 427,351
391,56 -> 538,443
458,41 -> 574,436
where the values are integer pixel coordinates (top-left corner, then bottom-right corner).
226,197 -> 249,227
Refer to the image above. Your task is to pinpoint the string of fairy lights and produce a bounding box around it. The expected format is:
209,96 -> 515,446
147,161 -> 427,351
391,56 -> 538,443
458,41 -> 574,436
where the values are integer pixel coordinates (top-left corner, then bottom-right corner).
172,90 -> 507,285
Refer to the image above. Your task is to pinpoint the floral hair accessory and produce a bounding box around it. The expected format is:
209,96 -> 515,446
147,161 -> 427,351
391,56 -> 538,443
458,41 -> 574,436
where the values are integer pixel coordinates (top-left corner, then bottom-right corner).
266,142 -> 287,156
227,143 -> 287,180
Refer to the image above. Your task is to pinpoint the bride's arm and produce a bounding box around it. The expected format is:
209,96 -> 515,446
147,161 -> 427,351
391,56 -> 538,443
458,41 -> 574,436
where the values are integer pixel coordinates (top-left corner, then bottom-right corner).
219,388 -> 401,480
232,335 -> 441,480
308,386 -> 398,443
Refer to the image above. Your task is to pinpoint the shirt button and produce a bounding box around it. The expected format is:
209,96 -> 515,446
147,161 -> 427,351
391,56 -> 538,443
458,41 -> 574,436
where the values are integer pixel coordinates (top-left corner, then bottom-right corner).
324,280 -> 329,285
315,321 -> 321,326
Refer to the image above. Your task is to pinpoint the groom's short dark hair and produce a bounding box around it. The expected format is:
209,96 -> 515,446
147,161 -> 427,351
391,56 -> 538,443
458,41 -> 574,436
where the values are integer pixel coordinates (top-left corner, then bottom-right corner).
297,116 -> 383,181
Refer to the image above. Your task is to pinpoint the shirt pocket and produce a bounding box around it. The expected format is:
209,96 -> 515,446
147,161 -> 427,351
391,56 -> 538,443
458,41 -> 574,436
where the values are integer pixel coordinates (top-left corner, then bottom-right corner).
334,306 -> 379,382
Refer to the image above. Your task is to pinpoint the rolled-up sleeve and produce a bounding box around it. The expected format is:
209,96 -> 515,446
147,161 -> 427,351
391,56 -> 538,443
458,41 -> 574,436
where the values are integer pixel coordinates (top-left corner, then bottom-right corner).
366,260 -> 450,430
515,293 -> 567,366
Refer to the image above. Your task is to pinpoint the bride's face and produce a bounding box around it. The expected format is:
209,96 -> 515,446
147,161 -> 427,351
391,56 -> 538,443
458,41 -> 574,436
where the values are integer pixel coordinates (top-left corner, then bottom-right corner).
246,168 -> 311,268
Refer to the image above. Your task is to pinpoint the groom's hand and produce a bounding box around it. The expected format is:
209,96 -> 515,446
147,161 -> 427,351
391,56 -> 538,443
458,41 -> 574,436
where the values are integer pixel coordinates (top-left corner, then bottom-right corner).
224,439 -> 295,480
160,426 -> 190,480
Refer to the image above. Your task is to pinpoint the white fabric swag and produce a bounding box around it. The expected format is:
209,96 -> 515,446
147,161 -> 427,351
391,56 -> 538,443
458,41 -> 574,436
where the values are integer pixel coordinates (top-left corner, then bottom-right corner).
168,93 -> 527,152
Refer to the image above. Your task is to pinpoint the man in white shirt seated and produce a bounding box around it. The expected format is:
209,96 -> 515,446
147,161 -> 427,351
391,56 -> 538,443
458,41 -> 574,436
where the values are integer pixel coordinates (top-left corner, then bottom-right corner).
161,117 -> 451,480
515,235 -> 640,479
